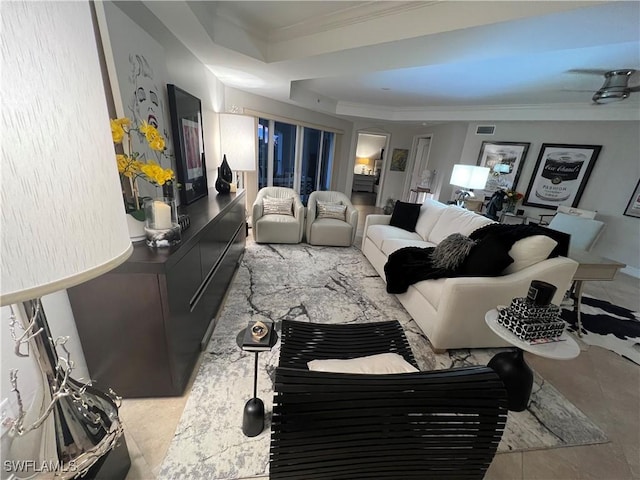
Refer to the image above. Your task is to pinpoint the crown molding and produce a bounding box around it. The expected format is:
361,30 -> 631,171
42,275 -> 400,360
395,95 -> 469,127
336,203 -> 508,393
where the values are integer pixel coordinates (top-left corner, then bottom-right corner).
268,1 -> 434,43
335,101 -> 640,122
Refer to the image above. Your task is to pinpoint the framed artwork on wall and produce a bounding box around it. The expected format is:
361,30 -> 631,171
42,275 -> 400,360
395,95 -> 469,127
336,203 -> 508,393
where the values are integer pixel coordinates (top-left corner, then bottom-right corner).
476,141 -> 530,193
623,179 -> 640,218
100,1 -> 175,200
167,84 -> 208,205
390,148 -> 408,172
523,143 -> 602,210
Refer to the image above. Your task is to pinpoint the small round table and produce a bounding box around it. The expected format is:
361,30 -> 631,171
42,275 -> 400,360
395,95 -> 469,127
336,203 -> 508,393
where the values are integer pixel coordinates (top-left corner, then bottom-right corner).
236,326 -> 279,437
485,309 -> 580,411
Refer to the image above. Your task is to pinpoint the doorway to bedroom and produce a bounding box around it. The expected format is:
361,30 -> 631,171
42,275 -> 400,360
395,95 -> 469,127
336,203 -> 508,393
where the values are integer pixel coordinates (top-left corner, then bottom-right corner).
351,132 -> 388,207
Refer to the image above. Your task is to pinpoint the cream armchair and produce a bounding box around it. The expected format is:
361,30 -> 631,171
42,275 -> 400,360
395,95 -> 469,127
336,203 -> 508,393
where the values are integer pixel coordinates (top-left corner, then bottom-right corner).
252,187 -> 305,244
306,191 -> 358,246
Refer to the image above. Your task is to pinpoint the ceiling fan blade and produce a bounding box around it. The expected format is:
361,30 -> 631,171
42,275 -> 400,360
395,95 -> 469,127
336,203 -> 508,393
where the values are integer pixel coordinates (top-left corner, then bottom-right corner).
566,68 -> 611,75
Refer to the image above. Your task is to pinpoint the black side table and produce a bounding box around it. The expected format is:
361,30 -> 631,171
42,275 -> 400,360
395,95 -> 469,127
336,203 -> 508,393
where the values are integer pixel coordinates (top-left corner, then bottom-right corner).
236,326 -> 279,437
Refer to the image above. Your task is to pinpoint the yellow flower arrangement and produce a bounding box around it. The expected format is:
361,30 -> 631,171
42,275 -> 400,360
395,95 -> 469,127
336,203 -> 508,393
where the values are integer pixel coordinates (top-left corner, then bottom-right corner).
111,117 -> 174,216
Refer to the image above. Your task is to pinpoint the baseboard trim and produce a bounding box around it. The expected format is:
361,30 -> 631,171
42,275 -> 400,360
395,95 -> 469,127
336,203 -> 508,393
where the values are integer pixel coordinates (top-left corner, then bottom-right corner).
621,265 -> 640,279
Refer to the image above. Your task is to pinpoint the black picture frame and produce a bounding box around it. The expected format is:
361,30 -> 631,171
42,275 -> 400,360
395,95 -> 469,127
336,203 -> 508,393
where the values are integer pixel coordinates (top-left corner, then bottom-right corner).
623,179 -> 640,218
523,143 -> 601,210
167,84 -> 208,205
476,141 -> 530,193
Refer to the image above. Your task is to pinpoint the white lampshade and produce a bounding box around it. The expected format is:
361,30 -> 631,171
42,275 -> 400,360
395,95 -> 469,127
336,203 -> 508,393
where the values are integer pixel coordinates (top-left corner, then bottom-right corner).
219,113 -> 257,171
1,1 -> 133,306
450,164 -> 490,190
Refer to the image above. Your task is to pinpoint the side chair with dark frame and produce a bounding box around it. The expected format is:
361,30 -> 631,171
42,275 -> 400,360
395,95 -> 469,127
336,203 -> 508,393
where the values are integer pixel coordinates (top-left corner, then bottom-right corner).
270,320 -> 509,480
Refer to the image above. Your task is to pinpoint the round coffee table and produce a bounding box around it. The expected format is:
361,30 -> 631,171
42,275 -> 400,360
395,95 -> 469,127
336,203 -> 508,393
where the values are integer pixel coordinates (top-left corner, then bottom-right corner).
485,309 -> 580,411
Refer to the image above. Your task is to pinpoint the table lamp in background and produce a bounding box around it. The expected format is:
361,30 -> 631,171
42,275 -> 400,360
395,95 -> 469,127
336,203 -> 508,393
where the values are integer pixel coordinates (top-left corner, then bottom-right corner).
356,157 -> 370,174
219,113 -> 257,192
449,164 -> 490,207
1,2 -> 132,478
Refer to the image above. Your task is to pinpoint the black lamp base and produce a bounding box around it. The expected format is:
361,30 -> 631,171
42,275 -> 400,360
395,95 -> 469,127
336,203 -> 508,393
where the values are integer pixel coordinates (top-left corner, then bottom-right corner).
242,398 -> 265,437
487,349 -> 533,412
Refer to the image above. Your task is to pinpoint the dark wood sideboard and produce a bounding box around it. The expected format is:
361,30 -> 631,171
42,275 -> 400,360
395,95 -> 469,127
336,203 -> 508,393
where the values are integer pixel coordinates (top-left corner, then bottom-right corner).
68,191 -> 246,397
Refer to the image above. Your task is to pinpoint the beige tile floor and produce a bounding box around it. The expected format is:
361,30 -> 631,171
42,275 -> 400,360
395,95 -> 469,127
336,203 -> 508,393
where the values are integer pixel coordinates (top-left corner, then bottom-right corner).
122,205 -> 640,480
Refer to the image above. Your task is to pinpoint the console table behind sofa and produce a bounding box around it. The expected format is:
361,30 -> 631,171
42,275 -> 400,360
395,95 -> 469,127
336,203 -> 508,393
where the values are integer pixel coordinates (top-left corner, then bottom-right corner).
68,191 -> 246,397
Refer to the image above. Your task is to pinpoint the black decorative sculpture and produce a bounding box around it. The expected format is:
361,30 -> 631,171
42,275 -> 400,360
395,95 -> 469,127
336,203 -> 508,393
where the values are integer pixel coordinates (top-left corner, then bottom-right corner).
220,155 -> 233,182
215,167 -> 231,194
215,155 -> 234,194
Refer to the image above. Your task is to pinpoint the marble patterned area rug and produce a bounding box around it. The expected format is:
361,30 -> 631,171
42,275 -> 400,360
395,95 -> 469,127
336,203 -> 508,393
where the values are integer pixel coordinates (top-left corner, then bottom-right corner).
159,241 -> 608,480
561,294 -> 640,365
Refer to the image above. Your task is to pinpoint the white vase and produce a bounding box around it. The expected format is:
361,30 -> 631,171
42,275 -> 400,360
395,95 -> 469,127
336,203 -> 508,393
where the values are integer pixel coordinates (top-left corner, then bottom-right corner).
126,213 -> 146,242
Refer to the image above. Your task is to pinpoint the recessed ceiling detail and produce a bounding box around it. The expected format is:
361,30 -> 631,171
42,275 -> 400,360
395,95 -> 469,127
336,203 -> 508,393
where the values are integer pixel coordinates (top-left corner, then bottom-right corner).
138,1 -> 640,122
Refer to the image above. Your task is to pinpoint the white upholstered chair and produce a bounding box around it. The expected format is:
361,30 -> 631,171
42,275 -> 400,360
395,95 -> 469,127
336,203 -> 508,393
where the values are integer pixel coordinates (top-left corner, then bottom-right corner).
538,205 -> 597,226
252,187 -> 305,244
306,191 -> 358,246
547,213 -> 605,251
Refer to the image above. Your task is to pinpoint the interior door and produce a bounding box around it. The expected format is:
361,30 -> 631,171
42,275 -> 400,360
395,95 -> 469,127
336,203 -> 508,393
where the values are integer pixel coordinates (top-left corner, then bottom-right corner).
409,137 -> 432,192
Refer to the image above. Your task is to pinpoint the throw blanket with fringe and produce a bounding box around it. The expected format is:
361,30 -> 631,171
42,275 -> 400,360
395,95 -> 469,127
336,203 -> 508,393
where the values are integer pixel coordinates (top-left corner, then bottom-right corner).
384,223 -> 569,294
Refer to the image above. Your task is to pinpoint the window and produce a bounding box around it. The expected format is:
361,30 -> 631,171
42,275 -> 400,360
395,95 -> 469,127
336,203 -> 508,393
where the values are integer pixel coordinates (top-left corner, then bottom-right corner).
257,118 -> 336,205
300,128 -> 320,204
273,122 -> 296,188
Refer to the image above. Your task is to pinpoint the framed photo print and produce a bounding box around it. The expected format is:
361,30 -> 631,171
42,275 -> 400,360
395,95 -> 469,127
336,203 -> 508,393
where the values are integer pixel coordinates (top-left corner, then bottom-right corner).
167,84 -> 208,205
476,141 -> 530,193
523,143 -> 602,210
623,179 -> 640,218
390,148 -> 408,172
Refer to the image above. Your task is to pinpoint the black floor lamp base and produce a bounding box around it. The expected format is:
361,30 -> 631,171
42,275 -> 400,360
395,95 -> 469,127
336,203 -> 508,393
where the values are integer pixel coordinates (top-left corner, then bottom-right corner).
488,349 -> 533,412
242,398 -> 265,437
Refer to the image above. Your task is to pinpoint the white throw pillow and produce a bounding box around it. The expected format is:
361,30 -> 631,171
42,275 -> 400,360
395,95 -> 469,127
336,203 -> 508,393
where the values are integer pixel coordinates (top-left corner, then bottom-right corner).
307,352 -> 418,374
263,196 -> 293,216
503,235 -> 558,274
317,201 -> 346,221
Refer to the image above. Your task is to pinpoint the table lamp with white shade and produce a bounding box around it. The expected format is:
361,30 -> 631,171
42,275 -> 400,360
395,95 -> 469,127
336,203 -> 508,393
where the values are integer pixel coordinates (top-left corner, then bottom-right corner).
2,2 -> 132,478
356,157 -> 371,174
449,164 -> 490,206
219,113 -> 257,191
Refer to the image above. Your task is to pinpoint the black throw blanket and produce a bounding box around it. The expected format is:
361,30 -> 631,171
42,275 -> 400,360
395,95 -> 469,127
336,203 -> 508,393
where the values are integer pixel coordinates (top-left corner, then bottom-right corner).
384,246 -> 451,294
384,223 -> 570,294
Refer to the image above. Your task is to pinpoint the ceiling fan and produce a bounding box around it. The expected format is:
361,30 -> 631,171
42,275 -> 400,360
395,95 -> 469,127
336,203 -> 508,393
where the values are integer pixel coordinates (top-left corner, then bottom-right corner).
567,69 -> 640,104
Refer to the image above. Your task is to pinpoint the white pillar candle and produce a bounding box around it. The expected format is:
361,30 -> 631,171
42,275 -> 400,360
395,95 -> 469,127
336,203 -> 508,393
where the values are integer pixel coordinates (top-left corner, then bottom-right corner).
153,200 -> 172,230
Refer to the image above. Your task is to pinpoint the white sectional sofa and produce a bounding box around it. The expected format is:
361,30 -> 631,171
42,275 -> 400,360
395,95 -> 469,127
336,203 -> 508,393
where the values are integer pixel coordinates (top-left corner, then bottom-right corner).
362,199 -> 579,351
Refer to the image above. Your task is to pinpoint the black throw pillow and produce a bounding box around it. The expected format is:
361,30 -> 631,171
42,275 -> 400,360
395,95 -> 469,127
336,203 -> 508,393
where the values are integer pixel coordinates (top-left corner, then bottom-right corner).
389,201 -> 421,232
458,234 -> 514,277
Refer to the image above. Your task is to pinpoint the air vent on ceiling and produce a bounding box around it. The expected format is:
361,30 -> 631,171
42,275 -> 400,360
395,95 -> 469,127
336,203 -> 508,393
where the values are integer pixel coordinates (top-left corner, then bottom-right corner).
475,125 -> 495,135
